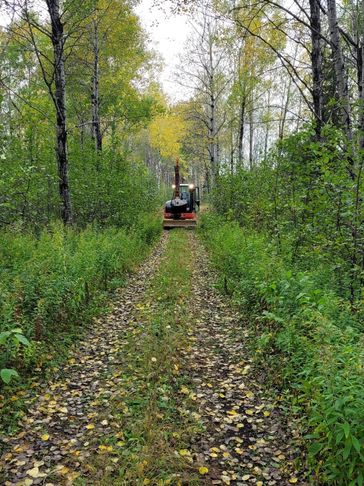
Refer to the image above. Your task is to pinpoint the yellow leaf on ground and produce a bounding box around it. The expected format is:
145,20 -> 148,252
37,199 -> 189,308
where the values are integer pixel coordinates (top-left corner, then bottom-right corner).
227,410 -> 238,415
199,466 -> 209,475
40,434 -> 49,441
57,466 -> 69,475
67,472 -> 80,481
289,478 -> 298,484
179,449 -> 190,456
85,424 -> 95,430
26,467 -> 46,479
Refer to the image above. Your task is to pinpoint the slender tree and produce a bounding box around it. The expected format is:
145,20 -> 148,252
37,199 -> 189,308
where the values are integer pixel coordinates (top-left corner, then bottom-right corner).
45,0 -> 73,224
309,0 -> 323,138
327,0 -> 352,142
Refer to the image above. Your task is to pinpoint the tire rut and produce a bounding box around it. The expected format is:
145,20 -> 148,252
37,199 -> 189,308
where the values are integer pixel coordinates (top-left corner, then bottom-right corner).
183,234 -> 306,486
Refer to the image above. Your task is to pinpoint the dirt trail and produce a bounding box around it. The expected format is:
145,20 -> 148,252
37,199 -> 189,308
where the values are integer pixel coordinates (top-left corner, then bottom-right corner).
1,234 -> 170,485
1,232 -> 305,486
182,235 -> 305,486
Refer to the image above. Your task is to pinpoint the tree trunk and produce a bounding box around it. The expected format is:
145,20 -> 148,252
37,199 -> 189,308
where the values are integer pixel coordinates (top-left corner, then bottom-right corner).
249,102 -> 254,169
358,0 -> 364,152
264,89 -> 271,157
230,122 -> 235,173
46,0 -> 72,224
91,19 -> 102,153
208,34 -> 218,182
327,0 -> 352,142
309,0 -> 323,138
238,92 -> 246,166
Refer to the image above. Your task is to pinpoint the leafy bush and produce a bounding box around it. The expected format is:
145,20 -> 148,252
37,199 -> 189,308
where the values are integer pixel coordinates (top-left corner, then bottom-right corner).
211,125 -> 364,304
0,214 -> 161,383
199,212 -> 364,485
0,328 -> 30,383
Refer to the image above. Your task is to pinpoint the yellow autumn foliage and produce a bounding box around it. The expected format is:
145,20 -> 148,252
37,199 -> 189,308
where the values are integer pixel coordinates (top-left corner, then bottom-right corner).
149,113 -> 187,160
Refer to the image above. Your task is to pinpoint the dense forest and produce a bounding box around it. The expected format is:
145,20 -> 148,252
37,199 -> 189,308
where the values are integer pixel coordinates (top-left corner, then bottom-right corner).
1,0 -> 364,485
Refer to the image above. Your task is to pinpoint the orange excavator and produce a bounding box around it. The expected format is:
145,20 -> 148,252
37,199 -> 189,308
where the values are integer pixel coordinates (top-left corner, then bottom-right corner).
163,160 -> 200,229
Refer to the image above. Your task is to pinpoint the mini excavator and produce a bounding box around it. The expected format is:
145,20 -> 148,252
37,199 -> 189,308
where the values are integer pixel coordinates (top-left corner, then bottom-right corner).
163,159 -> 200,229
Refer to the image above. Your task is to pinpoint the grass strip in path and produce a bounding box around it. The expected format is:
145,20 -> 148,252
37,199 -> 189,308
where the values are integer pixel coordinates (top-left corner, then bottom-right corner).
92,230 -> 203,486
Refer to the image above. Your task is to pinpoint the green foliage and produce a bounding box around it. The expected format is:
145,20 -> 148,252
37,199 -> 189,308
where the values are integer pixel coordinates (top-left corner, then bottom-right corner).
212,124 -> 364,303
199,212 -> 364,485
0,329 -> 30,384
0,215 -> 162,384
0,1 -> 161,229
0,369 -> 19,385
0,139 -> 160,228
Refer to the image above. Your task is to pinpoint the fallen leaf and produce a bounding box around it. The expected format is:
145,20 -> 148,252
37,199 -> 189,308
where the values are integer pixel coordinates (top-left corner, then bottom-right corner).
26,467 -> 46,479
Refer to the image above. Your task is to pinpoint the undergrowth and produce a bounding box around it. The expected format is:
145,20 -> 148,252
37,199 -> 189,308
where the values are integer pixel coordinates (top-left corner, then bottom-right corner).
0,213 -> 161,394
199,212 -> 364,486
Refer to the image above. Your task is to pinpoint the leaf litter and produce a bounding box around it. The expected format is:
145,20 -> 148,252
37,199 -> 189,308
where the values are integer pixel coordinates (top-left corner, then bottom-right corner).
179,234 -> 307,485
0,231 -> 307,485
0,234 -> 170,485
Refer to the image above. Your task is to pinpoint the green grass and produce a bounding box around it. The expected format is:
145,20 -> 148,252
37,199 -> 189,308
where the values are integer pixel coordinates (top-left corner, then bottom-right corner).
89,230 -> 203,486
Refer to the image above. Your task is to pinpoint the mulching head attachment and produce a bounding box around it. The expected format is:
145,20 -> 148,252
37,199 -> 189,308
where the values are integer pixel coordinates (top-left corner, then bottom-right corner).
163,218 -> 197,229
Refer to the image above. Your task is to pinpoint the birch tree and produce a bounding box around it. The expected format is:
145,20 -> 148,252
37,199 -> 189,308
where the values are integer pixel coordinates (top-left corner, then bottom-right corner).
179,12 -> 231,188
